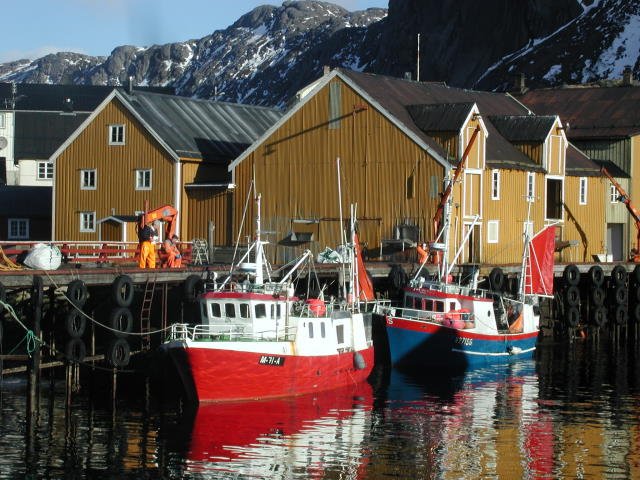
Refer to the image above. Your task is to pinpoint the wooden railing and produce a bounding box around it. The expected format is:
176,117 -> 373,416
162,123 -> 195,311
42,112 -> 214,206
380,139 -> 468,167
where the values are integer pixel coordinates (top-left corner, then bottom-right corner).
0,241 -> 193,266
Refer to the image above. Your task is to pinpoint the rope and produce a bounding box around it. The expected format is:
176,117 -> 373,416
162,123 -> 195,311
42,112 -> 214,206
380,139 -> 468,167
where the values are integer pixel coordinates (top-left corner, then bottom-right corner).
1,299 -> 42,357
0,246 -> 22,271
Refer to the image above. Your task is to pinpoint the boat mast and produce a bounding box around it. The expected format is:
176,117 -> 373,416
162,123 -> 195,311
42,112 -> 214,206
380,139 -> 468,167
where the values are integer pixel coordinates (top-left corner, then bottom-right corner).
518,193 -> 534,299
255,194 -> 264,286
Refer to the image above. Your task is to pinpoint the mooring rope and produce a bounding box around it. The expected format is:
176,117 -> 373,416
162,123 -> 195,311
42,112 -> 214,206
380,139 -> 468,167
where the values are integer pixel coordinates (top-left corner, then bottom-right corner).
0,299 -> 42,357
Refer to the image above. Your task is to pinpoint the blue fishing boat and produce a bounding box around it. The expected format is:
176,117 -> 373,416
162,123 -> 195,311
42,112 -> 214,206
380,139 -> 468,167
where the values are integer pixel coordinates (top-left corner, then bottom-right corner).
385,191 -> 556,370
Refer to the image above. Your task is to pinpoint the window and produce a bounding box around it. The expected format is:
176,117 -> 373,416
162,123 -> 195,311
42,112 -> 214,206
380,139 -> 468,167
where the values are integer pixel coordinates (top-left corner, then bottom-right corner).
487,220 -> 499,243
8,218 -> 29,239
109,124 -> 125,145
37,161 -> 53,180
320,322 -> 326,338
430,176 -> 439,199
255,304 -> 266,319
210,303 -> 221,318
579,177 -> 587,205
336,324 -> 344,344
136,169 -> 152,190
526,172 -> 535,202
491,170 -> 500,200
308,322 -> 314,338
225,303 -> 236,318
0,113 -> 5,129
80,169 -> 96,190
79,212 -> 96,232
610,184 -> 619,203
240,303 -> 249,318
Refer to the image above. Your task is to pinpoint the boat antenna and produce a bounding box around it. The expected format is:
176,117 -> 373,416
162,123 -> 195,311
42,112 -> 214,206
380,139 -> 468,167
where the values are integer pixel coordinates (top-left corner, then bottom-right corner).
336,157 -> 348,300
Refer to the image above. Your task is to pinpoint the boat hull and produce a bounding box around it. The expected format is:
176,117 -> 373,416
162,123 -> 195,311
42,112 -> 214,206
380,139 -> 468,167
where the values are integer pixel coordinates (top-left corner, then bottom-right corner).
168,342 -> 375,403
386,316 -> 537,369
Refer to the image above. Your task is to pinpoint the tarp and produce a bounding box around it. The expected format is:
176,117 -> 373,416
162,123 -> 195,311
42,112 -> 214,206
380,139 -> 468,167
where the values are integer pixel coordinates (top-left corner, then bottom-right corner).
525,226 -> 556,296
23,243 -> 62,270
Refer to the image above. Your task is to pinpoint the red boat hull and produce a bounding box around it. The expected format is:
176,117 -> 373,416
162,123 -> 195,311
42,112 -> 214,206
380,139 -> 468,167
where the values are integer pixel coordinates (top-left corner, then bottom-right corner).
172,345 -> 375,402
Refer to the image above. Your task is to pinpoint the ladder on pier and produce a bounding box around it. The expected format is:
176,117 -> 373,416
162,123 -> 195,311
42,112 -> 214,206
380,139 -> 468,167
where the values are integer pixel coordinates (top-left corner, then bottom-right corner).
191,239 -> 209,265
140,275 -> 157,351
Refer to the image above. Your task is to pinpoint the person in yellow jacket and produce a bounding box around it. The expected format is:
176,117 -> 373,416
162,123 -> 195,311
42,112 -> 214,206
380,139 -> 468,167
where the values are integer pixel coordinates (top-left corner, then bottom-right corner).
138,220 -> 157,269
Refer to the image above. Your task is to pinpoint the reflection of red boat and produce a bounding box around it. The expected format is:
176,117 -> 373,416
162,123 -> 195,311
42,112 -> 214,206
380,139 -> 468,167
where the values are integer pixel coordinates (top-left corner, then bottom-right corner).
187,382 -> 373,472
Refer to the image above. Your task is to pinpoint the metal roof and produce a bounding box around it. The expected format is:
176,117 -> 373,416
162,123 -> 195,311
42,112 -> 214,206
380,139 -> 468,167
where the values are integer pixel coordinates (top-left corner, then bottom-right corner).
120,91 -> 283,161
0,82 -> 174,112
518,86 -> 640,139
407,103 -> 475,132
0,186 -> 51,216
341,70 -> 544,171
488,115 -> 556,142
14,111 -> 89,160
566,143 -> 603,177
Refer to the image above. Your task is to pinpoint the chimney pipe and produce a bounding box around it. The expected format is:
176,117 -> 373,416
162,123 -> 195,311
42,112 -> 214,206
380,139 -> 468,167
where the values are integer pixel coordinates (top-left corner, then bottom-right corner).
623,66 -> 634,86
128,76 -> 134,94
404,72 -> 412,81
323,65 -> 331,75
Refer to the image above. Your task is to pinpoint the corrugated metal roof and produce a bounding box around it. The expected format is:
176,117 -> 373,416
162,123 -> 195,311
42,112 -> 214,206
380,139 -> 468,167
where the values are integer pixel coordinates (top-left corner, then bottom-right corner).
121,91 -> 283,161
0,83 -> 174,112
488,115 -> 556,142
0,186 -> 51,216
14,111 -> 89,159
341,70 -> 541,171
407,103 -> 474,132
519,86 -> 640,139
566,143 -> 603,177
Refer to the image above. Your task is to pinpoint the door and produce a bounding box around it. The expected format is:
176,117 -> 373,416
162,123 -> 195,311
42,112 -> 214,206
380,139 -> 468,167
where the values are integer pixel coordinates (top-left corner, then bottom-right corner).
607,223 -> 623,261
463,223 -> 481,264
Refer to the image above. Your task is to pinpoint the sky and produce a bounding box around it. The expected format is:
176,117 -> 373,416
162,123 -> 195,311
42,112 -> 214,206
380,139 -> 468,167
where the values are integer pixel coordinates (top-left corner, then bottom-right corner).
1,0 -> 388,63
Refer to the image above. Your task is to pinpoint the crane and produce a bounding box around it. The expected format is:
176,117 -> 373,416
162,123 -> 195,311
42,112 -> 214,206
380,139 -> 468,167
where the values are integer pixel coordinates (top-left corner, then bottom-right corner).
139,204 -> 178,240
601,166 -> 640,262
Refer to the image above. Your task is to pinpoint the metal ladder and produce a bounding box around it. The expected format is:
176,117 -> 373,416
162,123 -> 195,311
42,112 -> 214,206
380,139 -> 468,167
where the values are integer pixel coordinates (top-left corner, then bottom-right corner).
191,239 -> 209,265
140,275 -> 157,351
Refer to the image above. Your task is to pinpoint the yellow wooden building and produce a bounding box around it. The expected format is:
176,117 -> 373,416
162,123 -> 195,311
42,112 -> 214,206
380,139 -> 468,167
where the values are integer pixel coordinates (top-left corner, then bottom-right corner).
229,69 -> 606,266
49,89 -> 281,243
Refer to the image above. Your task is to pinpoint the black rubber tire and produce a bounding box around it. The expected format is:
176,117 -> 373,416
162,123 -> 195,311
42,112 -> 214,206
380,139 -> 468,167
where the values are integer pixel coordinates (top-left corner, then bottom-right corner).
563,264 -> 580,286
632,286 -> 640,303
565,306 -> 580,327
587,265 -> 605,287
31,275 -> 44,308
611,285 -> 628,305
488,267 -> 505,291
564,285 -> 580,307
0,281 -> 5,313
109,307 -> 133,338
106,338 -> 131,368
631,304 -> 640,324
389,265 -> 408,291
610,265 -> 628,287
65,338 -> 87,363
64,309 -> 87,338
632,265 -> 640,287
590,306 -> 607,327
111,275 -> 134,307
612,305 -> 628,326
66,280 -> 88,307
590,287 -> 605,307
183,274 -> 204,303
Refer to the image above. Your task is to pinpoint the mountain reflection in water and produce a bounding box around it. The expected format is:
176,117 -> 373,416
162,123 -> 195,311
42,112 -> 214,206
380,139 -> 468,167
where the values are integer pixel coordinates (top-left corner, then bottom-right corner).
0,334 -> 639,479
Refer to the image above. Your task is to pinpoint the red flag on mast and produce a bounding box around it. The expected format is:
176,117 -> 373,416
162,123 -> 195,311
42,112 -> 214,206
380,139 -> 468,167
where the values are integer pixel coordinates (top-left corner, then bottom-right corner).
525,226 -> 556,296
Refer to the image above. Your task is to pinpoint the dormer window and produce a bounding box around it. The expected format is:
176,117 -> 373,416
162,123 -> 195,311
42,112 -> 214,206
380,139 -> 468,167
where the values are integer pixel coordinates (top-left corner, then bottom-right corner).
109,124 -> 125,145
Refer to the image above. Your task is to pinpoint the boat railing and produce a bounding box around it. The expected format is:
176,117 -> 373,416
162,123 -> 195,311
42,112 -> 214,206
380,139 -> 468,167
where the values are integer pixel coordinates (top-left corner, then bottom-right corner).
168,322 -> 297,342
421,280 -> 503,300
391,306 -> 476,329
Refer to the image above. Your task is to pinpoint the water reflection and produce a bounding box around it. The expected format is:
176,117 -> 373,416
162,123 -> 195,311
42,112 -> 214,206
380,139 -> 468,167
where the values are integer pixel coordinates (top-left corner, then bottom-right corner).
0,336 -> 640,478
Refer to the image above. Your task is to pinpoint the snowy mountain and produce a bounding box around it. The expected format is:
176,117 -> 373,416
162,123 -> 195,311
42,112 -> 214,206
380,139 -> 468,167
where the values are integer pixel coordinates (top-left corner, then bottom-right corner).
0,0 -> 639,108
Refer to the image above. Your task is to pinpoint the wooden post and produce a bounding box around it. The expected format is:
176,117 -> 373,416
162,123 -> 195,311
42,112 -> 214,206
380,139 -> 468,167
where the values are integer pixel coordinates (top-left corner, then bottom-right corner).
208,220 -> 215,262
27,276 -> 43,424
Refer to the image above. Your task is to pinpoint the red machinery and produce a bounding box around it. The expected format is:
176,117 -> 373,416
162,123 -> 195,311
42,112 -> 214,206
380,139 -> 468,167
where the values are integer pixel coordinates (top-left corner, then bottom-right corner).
601,166 -> 640,262
139,204 -> 178,240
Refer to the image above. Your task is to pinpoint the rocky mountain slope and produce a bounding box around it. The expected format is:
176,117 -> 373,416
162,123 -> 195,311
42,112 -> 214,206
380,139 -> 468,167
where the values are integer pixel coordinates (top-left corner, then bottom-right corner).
0,0 -> 638,107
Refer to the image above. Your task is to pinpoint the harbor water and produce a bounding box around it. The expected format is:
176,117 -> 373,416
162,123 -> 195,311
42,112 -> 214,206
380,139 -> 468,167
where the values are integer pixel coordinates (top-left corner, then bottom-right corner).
1,331 -> 639,479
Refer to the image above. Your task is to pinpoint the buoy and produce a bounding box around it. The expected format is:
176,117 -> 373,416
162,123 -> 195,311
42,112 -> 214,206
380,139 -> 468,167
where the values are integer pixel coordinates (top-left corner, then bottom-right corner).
353,351 -> 366,370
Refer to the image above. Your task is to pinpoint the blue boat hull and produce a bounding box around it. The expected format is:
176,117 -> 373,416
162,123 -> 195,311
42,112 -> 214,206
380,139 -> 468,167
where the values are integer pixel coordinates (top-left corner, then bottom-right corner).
386,316 -> 538,370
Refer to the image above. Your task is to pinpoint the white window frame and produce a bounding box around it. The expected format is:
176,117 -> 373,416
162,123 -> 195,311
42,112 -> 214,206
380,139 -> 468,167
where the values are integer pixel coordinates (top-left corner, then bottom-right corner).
80,169 -> 97,190
109,124 -> 125,145
8,218 -> 29,240
487,220 -> 499,243
610,184 -> 618,203
79,211 -> 96,232
491,170 -> 500,200
526,172 -> 535,202
37,161 -> 54,180
135,169 -> 152,190
579,177 -> 587,205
